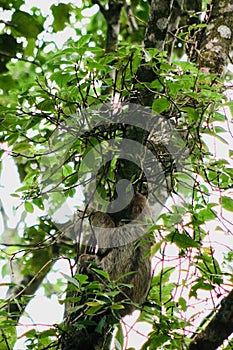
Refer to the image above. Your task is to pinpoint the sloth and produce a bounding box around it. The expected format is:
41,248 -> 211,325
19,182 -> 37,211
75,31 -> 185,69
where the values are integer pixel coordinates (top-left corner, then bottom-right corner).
61,193 -> 152,350
78,192 -> 152,316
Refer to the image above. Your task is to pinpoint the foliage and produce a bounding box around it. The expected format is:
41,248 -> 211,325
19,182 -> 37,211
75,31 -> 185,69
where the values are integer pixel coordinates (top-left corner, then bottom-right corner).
0,1 -> 232,349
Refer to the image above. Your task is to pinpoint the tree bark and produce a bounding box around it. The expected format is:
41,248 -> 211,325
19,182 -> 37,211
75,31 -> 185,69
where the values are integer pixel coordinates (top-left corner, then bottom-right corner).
144,0 -> 174,51
92,0 -> 124,53
197,0 -> 233,75
187,0 -> 233,347
188,289 -> 233,350
61,194 -> 152,350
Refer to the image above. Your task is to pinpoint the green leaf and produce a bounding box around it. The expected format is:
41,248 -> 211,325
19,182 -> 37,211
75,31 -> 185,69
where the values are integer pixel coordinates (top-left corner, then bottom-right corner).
12,142 -> 31,154
221,196 -> 233,212
198,203 -> 217,221
190,279 -> 214,298
142,333 -> 169,349
62,164 -> 73,178
10,193 -> 20,198
24,201 -> 34,213
1,263 -> 9,278
152,267 -> 175,287
51,3 -> 71,32
21,329 -> 37,339
85,305 -> 103,315
150,79 -> 163,89
61,273 -> 80,288
214,126 -> 227,133
77,34 -> 92,48
32,198 -> 44,210
91,268 -> 110,281
178,297 -> 187,311
24,37 -> 36,57
0,34 -> 19,72
115,324 -> 124,350
37,99 -> 55,111
0,0 -> 11,9
165,231 -> 200,249
211,111 -> 226,122
86,301 -> 102,307
4,133 -> 18,146
12,10 -> 44,38
111,303 -> 124,310
182,106 -> 199,121
65,172 -> 80,186
152,97 -> 170,113
16,185 -> 31,192
174,60 -> 198,73
223,101 -> 233,117
0,324 -> 17,349
151,241 -> 163,257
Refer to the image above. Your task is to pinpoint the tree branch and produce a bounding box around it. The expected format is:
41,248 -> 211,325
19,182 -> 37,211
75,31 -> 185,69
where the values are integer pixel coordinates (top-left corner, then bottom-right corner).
188,289 -> 233,350
197,0 -> 233,74
135,0 -> 174,106
186,1 -> 233,347
92,0 -> 124,52
144,0 -> 174,51
5,261 -> 54,322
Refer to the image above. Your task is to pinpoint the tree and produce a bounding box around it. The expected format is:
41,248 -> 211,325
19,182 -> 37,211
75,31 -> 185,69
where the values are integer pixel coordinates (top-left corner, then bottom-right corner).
0,0 -> 233,349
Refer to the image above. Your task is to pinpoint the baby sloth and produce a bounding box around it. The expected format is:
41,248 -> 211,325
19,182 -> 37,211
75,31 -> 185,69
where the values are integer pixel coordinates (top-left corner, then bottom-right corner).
79,192 -> 152,316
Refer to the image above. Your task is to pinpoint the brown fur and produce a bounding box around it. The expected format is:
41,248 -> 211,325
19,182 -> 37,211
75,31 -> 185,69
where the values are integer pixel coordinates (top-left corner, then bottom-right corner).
79,192 -> 152,316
